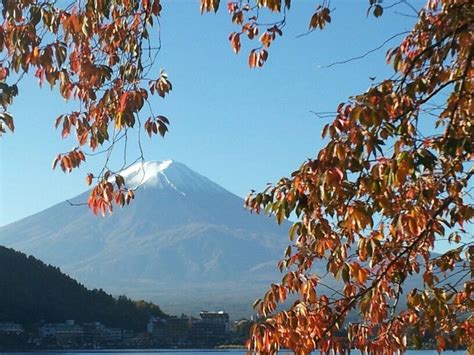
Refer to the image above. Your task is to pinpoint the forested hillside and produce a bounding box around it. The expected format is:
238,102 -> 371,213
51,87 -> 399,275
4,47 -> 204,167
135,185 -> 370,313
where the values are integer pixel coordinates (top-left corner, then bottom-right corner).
1,160 -> 289,317
0,246 -> 167,331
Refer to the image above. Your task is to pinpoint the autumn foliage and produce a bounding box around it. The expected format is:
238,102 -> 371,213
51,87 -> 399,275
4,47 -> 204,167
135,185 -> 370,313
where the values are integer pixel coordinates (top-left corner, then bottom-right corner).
1,0 -> 474,353
1,0 -> 169,215
203,0 -> 473,352
232,0 -> 472,353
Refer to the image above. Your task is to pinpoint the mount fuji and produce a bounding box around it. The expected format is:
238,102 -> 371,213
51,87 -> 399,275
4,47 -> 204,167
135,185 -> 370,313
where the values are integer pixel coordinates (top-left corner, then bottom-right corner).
0,160 -> 291,317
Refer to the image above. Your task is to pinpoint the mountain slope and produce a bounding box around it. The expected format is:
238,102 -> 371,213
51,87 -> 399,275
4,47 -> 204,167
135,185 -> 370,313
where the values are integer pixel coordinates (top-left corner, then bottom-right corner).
0,160 -> 290,317
0,246 -> 166,330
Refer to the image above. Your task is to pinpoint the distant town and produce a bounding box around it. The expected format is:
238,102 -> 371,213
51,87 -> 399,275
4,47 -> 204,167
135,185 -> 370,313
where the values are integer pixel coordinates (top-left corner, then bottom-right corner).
0,310 -> 456,352
0,310 -> 255,350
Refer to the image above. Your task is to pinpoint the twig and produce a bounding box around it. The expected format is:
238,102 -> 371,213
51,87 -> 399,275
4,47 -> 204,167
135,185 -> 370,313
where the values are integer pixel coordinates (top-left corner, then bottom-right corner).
322,31 -> 410,69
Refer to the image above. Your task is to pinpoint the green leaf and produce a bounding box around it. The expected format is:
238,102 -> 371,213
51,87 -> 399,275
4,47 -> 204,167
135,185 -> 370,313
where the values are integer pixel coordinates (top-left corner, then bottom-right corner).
349,105 -> 364,121
341,263 -> 350,283
276,206 -> 285,224
288,223 -> 299,241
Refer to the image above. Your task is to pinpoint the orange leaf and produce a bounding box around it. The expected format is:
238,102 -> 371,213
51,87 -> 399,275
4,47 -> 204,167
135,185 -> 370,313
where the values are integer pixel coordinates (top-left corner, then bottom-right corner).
120,92 -> 129,112
86,173 -> 93,186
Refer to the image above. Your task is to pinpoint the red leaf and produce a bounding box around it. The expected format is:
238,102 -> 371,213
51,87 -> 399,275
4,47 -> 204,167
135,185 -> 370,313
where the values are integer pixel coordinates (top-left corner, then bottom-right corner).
120,92 -> 129,112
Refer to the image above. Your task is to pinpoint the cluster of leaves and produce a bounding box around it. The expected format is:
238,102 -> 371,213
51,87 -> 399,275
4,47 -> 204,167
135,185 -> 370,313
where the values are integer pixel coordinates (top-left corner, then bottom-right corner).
2,0 -> 473,352
0,0 -> 170,215
87,171 -> 135,215
203,0 -> 333,68
240,0 -> 474,353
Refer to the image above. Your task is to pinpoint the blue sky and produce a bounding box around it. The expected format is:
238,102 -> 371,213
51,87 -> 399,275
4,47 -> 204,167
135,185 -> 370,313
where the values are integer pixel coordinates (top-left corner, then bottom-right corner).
0,0 -> 422,226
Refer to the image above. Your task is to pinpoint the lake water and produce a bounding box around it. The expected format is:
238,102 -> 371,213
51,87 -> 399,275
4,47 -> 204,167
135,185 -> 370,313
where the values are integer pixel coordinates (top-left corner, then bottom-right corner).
8,350 -> 466,354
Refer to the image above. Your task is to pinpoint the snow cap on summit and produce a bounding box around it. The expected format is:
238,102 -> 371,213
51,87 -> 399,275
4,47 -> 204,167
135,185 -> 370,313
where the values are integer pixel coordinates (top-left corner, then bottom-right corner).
120,160 -> 174,189
117,159 -> 226,195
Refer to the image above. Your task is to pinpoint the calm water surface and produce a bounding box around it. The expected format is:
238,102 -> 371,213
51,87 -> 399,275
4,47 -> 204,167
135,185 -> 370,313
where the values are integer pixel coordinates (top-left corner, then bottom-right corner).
10,350 -> 466,354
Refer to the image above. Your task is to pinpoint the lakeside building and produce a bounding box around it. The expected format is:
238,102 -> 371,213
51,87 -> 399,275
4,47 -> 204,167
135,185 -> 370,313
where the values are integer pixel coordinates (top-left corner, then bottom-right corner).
147,315 -> 192,345
1,310 -> 242,349
82,322 -> 105,343
39,320 -> 125,345
199,311 -> 230,332
147,310 -> 231,346
40,320 -> 84,344
0,322 -> 23,334
190,311 -> 230,345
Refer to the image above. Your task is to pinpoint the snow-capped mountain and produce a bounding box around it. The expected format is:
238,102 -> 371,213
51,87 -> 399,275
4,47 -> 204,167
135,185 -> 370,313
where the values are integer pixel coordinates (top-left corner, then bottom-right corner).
118,160 -> 227,194
0,160 -> 291,317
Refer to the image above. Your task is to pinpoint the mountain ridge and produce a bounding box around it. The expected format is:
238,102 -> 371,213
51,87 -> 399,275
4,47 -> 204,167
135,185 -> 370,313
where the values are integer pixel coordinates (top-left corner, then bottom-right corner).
0,160 -> 291,317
